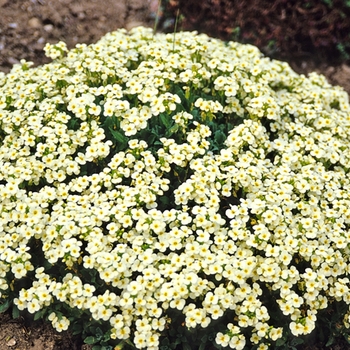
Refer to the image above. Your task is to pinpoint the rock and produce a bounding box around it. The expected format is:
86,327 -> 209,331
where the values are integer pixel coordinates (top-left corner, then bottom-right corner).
125,21 -> 145,30
28,17 -> 41,29
43,24 -> 54,32
70,3 -> 84,15
6,338 -> 16,347
7,57 -> 20,65
341,64 -> 350,75
37,37 -> 45,44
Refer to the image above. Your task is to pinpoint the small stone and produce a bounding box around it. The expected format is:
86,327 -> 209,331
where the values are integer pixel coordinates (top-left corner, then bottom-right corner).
28,17 -> 41,29
0,0 -> 8,7
125,21 -> 145,31
6,338 -> 16,347
325,66 -> 335,74
43,24 -> 54,32
341,64 -> 350,75
8,57 -> 20,65
71,3 -> 84,14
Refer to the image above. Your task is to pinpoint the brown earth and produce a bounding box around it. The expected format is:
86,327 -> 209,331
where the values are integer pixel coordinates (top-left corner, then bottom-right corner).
0,0 -> 158,72
0,312 -> 81,350
0,1 -> 350,349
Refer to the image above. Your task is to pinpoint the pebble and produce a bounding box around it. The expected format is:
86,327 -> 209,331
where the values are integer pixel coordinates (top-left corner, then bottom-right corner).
125,21 -> 145,31
6,338 -> 16,347
28,17 -> 41,29
8,57 -> 20,65
43,24 -> 54,32
341,64 -> 350,75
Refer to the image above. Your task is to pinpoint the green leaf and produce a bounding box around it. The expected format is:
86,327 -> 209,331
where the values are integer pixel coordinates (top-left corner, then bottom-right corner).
139,129 -> 157,147
182,342 -> 192,350
103,115 -> 119,133
95,327 -> 104,338
12,304 -> 20,319
108,127 -> 128,151
71,322 -> 82,335
160,113 -> 172,128
173,337 -> 182,346
85,336 -> 99,345
326,335 -> 335,347
199,342 -> 207,350
276,337 -> 287,347
67,117 -> 80,131
102,330 -> 111,342
166,124 -> 179,137
92,346 -> 103,350
174,85 -> 187,106
161,337 -> 170,347
55,79 -> 68,89
100,346 -> 113,350
33,308 -> 46,321
190,108 -> 200,120
108,128 -> 127,143
214,130 -> 226,145
159,196 -> 170,207
201,334 -> 208,343
174,165 -> 187,181
291,337 -> 304,346
0,299 -> 10,313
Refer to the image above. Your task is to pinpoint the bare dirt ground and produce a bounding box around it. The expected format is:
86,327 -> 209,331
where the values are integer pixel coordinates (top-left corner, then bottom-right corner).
0,1 -> 350,349
0,0 -> 158,72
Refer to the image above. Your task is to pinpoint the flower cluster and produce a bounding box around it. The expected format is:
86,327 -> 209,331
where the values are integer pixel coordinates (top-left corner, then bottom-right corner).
1,26 -> 350,349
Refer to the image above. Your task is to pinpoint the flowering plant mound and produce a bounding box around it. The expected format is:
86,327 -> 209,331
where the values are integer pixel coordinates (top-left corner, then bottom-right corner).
1,26 -> 350,350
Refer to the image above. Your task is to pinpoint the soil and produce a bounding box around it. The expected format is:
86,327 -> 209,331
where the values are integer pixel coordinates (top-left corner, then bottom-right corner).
0,312 -> 82,350
0,0 -> 158,72
0,1 -> 350,349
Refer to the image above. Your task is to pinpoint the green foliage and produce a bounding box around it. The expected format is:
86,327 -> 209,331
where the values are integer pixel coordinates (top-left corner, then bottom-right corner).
322,0 -> 350,7
230,27 -> 240,42
336,42 -> 350,61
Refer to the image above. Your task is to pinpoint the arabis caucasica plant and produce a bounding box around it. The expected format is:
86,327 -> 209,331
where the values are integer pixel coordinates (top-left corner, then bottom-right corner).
1,26 -> 350,349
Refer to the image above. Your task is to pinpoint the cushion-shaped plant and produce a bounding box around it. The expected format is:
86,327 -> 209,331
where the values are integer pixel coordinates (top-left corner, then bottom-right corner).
0,26 -> 350,349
